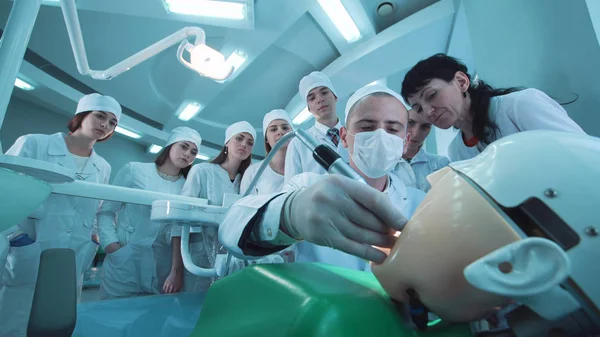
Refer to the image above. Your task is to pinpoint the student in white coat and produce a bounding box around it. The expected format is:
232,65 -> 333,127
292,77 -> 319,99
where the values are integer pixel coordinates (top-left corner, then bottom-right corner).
1,93 -> 120,337
392,108 -> 450,192
97,127 -> 202,299
401,54 -> 586,162
178,121 -> 255,290
240,109 -> 293,196
284,71 -> 349,183
218,85 -> 426,270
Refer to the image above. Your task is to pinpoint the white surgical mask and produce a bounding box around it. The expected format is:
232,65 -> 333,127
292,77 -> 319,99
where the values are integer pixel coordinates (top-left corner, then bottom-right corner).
350,128 -> 404,179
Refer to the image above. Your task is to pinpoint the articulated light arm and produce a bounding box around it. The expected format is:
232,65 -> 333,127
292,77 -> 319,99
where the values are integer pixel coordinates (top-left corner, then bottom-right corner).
58,0 -> 230,80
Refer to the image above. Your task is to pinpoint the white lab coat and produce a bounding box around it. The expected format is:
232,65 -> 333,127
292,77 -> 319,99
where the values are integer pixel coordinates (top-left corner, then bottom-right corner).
97,162 -> 186,299
0,133 -> 110,337
218,172 -> 426,271
284,120 -> 349,183
179,162 -> 242,291
240,160 -> 284,196
392,148 -> 450,193
448,88 -> 586,161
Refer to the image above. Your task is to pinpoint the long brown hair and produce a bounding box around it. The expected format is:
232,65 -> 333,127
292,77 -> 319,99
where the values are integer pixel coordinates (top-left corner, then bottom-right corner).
210,146 -> 252,177
154,144 -> 192,178
67,111 -> 114,142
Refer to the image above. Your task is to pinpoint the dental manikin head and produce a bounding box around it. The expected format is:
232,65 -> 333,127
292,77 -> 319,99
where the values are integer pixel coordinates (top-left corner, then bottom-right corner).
372,131 -> 600,330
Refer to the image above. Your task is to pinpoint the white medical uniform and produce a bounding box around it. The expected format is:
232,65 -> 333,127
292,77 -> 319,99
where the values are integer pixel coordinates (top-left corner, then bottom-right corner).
97,162 -> 186,299
240,160 -> 284,196
448,88 -> 586,161
218,172 -> 425,270
392,149 -> 450,193
284,120 -> 349,183
0,133 -> 110,337
179,162 -> 242,291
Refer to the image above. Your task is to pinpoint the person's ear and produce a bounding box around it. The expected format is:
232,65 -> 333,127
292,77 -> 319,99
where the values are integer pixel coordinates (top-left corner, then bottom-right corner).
454,71 -> 471,94
340,126 -> 349,148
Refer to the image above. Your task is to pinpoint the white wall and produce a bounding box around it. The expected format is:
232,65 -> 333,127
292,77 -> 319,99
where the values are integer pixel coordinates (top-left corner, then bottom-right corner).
463,0 -> 600,136
0,96 -> 154,182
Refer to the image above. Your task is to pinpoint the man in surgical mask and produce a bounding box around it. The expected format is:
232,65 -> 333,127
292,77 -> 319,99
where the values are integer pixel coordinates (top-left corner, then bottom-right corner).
218,85 -> 426,268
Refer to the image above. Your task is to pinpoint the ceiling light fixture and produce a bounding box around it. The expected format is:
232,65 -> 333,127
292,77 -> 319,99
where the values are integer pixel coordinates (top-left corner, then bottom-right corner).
177,101 -> 202,122
164,0 -> 246,20
292,106 -> 313,125
317,0 -> 362,43
115,126 -> 141,139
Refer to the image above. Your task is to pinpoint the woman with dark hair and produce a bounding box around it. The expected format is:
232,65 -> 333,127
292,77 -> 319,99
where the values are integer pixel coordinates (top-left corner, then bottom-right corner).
240,109 -> 293,196
401,53 -> 585,161
1,93 -> 120,336
178,121 -> 255,291
97,127 -> 201,299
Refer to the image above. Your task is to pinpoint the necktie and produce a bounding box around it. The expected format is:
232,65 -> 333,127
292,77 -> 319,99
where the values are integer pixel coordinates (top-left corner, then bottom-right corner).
326,128 -> 339,147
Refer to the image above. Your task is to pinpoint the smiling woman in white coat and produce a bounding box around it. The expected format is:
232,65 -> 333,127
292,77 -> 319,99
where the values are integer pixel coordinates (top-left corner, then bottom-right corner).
178,121 -> 256,291
1,93 -> 121,337
97,127 -> 202,299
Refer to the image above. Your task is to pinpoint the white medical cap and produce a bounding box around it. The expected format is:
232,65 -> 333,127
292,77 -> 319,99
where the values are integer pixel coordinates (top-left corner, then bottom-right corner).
225,121 -> 256,144
165,127 -> 202,150
262,109 -> 292,137
76,93 -> 122,122
344,84 -> 408,125
298,71 -> 338,104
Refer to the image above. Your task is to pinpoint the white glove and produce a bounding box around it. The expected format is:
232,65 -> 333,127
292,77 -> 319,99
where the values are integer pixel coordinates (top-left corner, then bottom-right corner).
281,175 -> 407,264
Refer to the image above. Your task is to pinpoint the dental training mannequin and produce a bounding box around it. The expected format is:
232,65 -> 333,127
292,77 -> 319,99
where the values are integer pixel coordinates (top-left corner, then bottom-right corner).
218,85 -> 426,268
240,109 -> 293,195
391,108 -> 450,192
372,131 -> 600,335
1,93 -> 120,337
178,121 -> 255,291
284,71 -> 349,183
97,127 -> 201,299
401,53 -> 586,162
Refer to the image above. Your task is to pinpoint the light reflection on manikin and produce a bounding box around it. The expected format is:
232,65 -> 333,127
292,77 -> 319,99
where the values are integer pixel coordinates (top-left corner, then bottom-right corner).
372,166 -> 522,322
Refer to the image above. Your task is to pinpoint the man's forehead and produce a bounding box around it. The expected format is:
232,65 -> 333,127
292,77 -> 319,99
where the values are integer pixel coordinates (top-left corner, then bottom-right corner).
308,86 -> 329,95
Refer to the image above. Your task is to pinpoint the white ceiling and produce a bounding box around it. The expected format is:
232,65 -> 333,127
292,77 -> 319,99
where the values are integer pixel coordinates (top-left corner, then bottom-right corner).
0,0 -> 456,158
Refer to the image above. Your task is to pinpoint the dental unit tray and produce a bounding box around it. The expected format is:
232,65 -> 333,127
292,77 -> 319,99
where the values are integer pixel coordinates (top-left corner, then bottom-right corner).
0,154 -> 75,183
150,200 -> 227,227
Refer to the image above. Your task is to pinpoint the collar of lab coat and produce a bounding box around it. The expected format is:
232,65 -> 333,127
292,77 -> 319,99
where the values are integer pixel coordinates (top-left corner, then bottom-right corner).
410,147 -> 428,164
47,132 -> 102,171
313,119 -> 342,136
382,175 -> 392,194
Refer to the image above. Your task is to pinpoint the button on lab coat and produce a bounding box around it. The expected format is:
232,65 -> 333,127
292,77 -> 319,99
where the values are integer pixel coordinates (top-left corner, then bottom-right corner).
1,132 -> 110,337
218,172 -> 426,271
448,88 -> 586,162
284,120 -> 349,183
97,162 -> 186,299
392,148 -> 450,193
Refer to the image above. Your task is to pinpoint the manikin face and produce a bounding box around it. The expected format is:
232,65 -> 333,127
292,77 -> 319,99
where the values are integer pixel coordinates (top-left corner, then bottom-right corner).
372,167 -> 521,322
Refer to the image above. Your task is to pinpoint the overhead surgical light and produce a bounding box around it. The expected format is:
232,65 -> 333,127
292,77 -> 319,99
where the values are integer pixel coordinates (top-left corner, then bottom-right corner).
216,50 -> 247,83
178,43 -> 234,81
164,0 -> 246,20
292,106 -> 312,125
115,126 -> 142,139
57,0 -> 232,81
317,0 -> 362,43
196,153 -> 210,160
14,77 -> 34,91
149,144 -> 163,154
177,101 -> 202,122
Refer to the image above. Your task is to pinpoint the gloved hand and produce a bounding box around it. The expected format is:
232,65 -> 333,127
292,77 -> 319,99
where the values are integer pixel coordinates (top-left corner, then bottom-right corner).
281,175 -> 407,264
